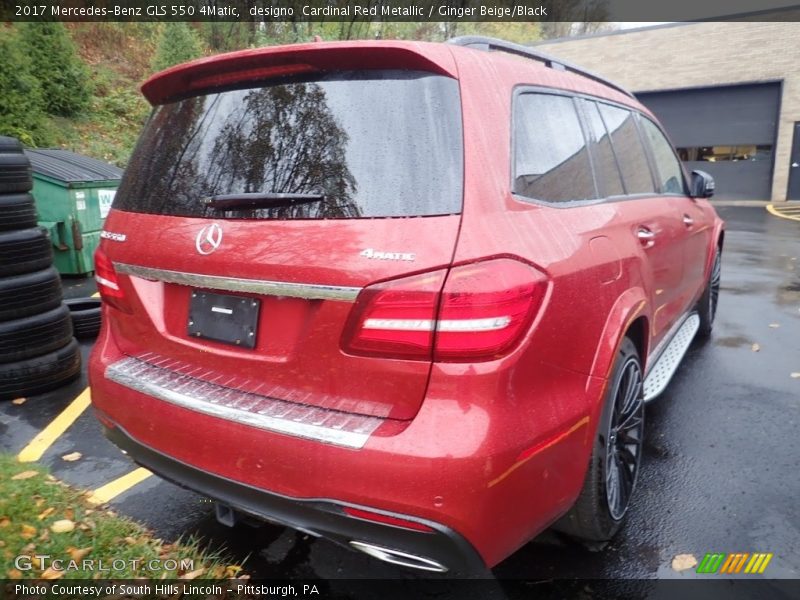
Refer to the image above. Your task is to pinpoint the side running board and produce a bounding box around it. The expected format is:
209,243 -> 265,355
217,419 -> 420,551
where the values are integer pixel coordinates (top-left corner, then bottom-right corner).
643,313 -> 700,402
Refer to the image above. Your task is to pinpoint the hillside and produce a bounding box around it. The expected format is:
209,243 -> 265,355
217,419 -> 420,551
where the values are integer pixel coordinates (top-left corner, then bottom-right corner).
55,24 -> 159,166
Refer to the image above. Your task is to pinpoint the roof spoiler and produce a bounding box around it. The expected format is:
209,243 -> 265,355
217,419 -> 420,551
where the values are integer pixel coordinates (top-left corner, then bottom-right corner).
141,42 -> 457,105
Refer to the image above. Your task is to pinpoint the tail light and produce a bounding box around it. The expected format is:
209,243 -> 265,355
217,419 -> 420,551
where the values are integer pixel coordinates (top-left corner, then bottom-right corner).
94,247 -> 131,313
342,258 -> 547,362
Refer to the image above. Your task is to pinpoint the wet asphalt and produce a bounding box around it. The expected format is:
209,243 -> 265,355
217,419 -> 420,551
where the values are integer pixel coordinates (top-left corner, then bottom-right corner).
1,206 -> 798,587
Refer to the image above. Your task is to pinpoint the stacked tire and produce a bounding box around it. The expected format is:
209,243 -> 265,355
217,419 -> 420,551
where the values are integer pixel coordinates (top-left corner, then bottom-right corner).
0,136 -> 81,401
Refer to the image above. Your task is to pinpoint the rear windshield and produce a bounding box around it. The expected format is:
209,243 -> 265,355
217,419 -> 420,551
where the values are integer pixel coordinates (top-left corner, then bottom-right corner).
114,70 -> 463,219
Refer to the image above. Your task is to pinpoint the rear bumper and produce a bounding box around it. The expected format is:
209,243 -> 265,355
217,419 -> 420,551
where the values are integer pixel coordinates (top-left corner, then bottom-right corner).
90,324 -> 599,568
103,422 -> 486,575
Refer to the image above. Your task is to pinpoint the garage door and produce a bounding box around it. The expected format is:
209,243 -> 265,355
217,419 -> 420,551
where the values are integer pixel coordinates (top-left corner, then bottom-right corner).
637,83 -> 780,200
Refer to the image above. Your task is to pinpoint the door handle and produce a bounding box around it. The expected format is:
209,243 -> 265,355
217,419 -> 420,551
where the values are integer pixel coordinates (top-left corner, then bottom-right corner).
637,227 -> 656,247
683,214 -> 694,227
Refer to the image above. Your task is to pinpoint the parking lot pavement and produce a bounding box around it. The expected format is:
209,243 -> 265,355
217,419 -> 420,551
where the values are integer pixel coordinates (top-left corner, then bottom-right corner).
1,205 -> 798,582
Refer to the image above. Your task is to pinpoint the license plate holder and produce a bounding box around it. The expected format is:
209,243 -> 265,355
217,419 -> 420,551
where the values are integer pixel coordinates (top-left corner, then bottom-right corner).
188,290 -> 260,349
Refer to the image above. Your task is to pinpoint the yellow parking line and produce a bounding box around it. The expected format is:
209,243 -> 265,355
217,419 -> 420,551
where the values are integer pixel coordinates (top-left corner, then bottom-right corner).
88,468 -> 152,505
17,388 -> 92,463
766,203 -> 800,222
91,292 -> 100,298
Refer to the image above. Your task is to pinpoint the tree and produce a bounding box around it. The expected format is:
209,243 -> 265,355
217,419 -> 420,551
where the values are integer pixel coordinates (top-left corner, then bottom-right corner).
0,31 -> 51,146
18,22 -> 91,117
151,23 -> 204,73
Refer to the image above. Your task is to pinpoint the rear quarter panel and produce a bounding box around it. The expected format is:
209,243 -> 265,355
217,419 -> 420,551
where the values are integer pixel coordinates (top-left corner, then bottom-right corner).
447,48 -> 657,539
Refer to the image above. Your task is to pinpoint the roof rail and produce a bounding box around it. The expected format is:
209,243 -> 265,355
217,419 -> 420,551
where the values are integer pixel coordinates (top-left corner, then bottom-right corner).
447,36 -> 635,99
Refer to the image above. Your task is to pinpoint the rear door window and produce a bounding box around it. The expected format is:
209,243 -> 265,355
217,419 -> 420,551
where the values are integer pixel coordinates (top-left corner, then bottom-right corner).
114,70 -> 463,219
639,117 -> 687,194
513,93 -> 596,203
597,103 -> 657,195
580,100 -> 626,198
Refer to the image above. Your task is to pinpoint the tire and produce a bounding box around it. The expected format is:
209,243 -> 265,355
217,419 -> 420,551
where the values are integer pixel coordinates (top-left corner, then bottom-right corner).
0,227 -> 52,277
65,297 -> 101,339
0,338 -> 81,400
0,193 -> 37,232
0,152 -> 33,194
0,267 -> 62,321
0,136 -> 24,154
0,304 -> 73,363
696,247 -> 721,338
555,337 -> 645,543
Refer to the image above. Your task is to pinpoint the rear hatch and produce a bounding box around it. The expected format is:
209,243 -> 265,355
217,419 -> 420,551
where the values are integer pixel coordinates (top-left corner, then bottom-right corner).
98,47 -> 463,421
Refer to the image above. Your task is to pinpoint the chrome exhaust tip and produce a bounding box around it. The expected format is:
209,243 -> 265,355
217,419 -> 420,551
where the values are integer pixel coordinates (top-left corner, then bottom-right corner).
349,541 -> 448,573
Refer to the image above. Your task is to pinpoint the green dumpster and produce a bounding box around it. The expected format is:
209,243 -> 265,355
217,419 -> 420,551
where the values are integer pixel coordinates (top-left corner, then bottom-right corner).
25,149 -> 123,276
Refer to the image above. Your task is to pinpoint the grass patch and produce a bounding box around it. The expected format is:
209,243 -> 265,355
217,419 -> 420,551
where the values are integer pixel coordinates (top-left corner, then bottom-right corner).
0,454 -> 242,580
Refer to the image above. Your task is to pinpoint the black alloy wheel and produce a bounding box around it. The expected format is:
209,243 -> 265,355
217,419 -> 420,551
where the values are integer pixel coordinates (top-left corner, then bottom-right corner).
604,356 -> 645,521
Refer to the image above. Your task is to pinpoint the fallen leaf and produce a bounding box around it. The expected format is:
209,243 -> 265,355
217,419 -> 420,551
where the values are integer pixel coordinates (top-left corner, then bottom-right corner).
672,553 -> 698,572
124,536 -> 137,545
21,543 -> 35,553
0,540 -> 5,547
181,568 -> 206,580
11,470 -> 39,480
791,372 -> 800,379
68,547 -> 92,561
64,508 -> 74,521
41,566 -> 64,580
7,568 -> 22,579
751,343 -> 761,352
11,398 -> 26,405
224,565 -> 242,577
0,517 -> 9,528
769,323 -> 780,328
50,519 -> 75,534
61,452 -> 82,462
37,507 -> 55,521
21,524 -> 37,539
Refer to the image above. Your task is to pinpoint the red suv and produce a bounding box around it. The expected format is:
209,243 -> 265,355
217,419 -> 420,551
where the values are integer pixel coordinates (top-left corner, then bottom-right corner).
89,37 -> 724,573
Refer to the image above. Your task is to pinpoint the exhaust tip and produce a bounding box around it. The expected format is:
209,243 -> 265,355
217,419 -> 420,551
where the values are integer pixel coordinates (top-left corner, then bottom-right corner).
349,541 -> 448,573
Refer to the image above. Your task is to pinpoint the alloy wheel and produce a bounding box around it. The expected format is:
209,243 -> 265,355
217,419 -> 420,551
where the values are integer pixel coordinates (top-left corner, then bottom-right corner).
605,357 -> 644,521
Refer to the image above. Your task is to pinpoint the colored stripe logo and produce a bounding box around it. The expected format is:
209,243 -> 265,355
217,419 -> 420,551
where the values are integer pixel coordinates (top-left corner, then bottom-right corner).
697,552 -> 773,574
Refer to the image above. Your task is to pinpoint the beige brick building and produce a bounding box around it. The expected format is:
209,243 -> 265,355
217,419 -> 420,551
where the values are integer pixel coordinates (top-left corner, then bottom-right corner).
537,22 -> 800,202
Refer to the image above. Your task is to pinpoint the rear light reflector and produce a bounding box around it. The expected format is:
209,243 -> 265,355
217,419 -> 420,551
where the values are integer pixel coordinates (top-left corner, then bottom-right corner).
343,507 -> 435,533
94,247 -> 131,313
342,258 -> 547,362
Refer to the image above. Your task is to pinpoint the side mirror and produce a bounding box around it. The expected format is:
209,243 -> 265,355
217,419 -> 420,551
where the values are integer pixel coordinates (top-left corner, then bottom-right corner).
690,170 -> 715,198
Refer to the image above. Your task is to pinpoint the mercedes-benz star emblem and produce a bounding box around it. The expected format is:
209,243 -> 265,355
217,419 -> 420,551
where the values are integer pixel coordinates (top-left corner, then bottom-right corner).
196,223 -> 223,255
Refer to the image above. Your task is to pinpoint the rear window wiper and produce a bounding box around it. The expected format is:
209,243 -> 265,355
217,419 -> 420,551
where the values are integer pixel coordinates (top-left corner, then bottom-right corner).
202,193 -> 325,210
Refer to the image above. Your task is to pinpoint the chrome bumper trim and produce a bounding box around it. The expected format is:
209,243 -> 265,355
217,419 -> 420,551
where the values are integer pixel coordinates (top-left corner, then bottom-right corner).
105,357 -> 382,449
114,263 -> 360,302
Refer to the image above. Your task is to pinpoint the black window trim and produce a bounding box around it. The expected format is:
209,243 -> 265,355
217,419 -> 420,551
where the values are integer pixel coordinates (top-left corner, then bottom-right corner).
509,84 -> 689,209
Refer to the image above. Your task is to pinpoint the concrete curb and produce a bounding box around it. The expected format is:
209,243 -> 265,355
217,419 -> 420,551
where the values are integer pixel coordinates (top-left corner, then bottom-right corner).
710,200 -> 770,207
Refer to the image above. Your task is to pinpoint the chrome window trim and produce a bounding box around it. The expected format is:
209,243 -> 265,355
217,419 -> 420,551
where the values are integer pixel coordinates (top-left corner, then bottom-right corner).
114,263 -> 360,302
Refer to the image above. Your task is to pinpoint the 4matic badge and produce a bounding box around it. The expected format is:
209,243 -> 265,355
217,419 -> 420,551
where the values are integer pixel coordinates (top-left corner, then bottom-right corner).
360,248 -> 415,262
